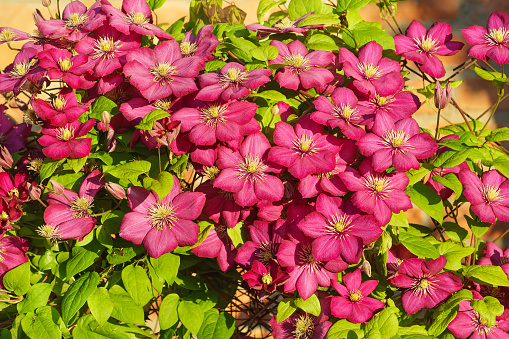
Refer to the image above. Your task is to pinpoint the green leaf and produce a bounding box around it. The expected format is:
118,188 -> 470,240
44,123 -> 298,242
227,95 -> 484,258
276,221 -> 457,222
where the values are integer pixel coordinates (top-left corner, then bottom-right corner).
470,297 -> 503,327
146,0 -> 166,10
305,34 -> 338,51
471,66 -> 503,81
87,287 -> 113,326
462,265 -> 509,287
90,96 -> 118,119
443,222 -> 469,242
288,0 -> 330,20
196,309 -> 235,339
397,325 -> 428,336
407,164 -> 433,186
389,212 -> 409,228
432,173 -> 463,200
67,157 -> 88,173
343,21 -> 395,50
61,272 -> 100,324
121,265 -> 153,306
66,243 -> 102,279
405,182 -> 444,224
466,216 -> 492,238
433,149 -> 472,168
17,283 -> 52,314
398,232 -> 440,259
337,0 -> 370,12
251,90 -> 287,102
486,127 -> 509,142
143,171 -> 174,200
366,307 -> 399,338
326,319 -> 363,338
297,13 -> 341,26
21,307 -> 61,339
159,294 -> 180,330
3,262 -> 30,296
109,285 -> 146,324
150,252 -> 180,286
293,294 -> 321,316
277,298 -> 297,323
250,46 -> 279,62
39,159 -> 65,182
107,160 -> 151,179
428,289 -> 472,336
438,242 -> 474,270
135,109 -> 170,131
257,0 -> 286,22
178,301 -> 205,334
73,314 -> 132,339
493,156 -> 509,179
226,222 -> 244,248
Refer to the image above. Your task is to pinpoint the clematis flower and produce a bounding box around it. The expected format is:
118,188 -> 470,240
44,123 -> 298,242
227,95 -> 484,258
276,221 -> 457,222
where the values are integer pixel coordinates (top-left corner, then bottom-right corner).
340,159 -> 412,226
38,119 -> 95,160
191,223 -> 236,272
338,41 -> 404,96
461,11 -> 509,64
389,255 -> 463,315
0,171 -> 29,203
0,199 -> 22,230
0,47 -> 44,95
123,40 -> 204,101
0,236 -> 29,288
246,13 -> 324,37
0,105 -> 30,154
196,62 -> 272,101
268,117 -> 342,179
357,115 -> 438,172
298,194 -> 382,263
42,170 -> 105,241
32,88 -> 87,127
242,260 -> 288,295
118,175 -> 206,258
478,242 -> 509,278
330,269 -> 385,323
394,20 -> 464,78
387,244 -> 416,279
269,40 -> 334,90
213,132 -> 284,207
459,169 -> 509,223
180,25 -> 220,61
0,27 -> 29,44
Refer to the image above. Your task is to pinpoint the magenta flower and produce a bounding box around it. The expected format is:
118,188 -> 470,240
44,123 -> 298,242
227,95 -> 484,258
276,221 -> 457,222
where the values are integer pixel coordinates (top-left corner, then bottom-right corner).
0,171 -> 29,203
462,11 -> 509,64
242,260 -> 288,294
120,96 -> 179,123
119,176 -> 206,258
298,194 -> 382,263
0,199 -> 22,230
0,236 -> 29,288
196,62 -> 272,101
123,40 -> 204,101
0,105 -> 30,154
387,244 -> 416,279
0,47 -> 44,95
338,41 -> 404,96
38,119 -> 95,160
43,170 -> 105,241
38,48 -> 89,89
269,40 -> 334,90
213,132 -> 284,207
459,169 -> 509,223
331,269 -> 385,323
180,25 -> 220,61
0,27 -> 29,44
311,87 -> 367,140
389,256 -> 463,315
394,20 -> 464,78
357,115 -> 438,172
101,0 -> 173,40
191,223 -> 236,272
32,88 -> 87,127
246,13 -> 324,37
340,159 -> 412,226
268,117 -> 342,179
478,242 -> 509,278
171,100 -> 258,146
75,24 -> 141,77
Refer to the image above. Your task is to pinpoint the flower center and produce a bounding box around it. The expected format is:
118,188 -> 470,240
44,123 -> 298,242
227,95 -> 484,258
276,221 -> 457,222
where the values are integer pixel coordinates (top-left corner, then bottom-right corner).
382,129 -> 412,152
148,202 -> 178,231
364,173 -> 392,197
328,213 -> 352,233
273,17 -> 295,30
0,29 -> 16,42
153,98 -> 172,111
0,211 -> 8,222
9,188 -> 19,197
58,57 -> 72,71
261,273 -> 273,285
71,196 -> 93,218
472,311 -> 494,336
293,315 -> 314,339
124,12 -> 149,26
28,158 -> 44,172
93,36 -> 121,59
414,35 -> 438,53
412,277 -> 434,297
334,103 -> 358,121
203,166 -> 220,180
220,67 -> 248,87
53,96 -> 67,111
283,54 -> 310,73
482,184 -> 503,204
485,27 -> 509,46
65,13 -> 89,29
358,63 -> 382,80
349,290 -> 363,302
298,244 -> 323,273
150,63 -> 177,85
36,224 -> 59,239
10,61 -> 33,78
199,103 -> 228,127
56,126 -> 75,141
236,154 -> 268,182
293,135 -> 316,155
180,41 -> 199,56
256,242 -> 276,264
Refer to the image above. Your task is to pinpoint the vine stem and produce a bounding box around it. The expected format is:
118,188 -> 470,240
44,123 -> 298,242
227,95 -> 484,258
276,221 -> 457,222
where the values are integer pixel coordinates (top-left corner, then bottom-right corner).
434,108 -> 441,140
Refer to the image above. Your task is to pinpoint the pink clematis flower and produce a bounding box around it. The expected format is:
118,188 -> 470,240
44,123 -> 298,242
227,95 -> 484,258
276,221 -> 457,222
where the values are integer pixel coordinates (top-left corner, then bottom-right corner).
246,13 -> 324,37
196,62 -> 272,101
0,27 -> 29,44
459,169 -> 509,223
180,25 -> 220,61
191,223 -> 236,272
389,255 -> 463,315
242,260 -> 288,295
213,132 -> 284,207
478,242 -> 509,278
38,48 -> 90,89
357,115 -> 438,172
461,11 -> 509,64
0,199 -> 22,230
32,88 -> 87,127
118,175 -> 206,258
123,40 -> 204,101
0,105 -> 30,154
340,159 -> 412,226
0,47 -> 44,95
0,236 -> 29,287
331,269 -> 385,323
38,119 -> 95,160
298,194 -> 382,264
394,20 -> 464,78
0,171 -> 29,203
338,41 -> 404,97
43,170 -> 105,241
269,40 -> 334,90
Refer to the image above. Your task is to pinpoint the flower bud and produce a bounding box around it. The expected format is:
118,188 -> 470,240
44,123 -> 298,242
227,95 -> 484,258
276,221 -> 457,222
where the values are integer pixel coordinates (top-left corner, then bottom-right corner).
271,105 -> 279,116
434,80 -> 452,109
101,111 -> 111,125
27,182 -> 41,200
50,180 -> 65,195
42,0 -> 51,7
105,182 -> 125,200
0,146 -> 13,169
360,260 -> 372,277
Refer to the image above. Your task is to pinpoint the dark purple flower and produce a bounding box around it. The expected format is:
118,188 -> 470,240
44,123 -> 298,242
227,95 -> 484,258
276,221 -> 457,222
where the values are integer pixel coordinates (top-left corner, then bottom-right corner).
38,119 -> 95,160
191,223 -> 236,272
38,48 -> 89,89
32,88 -> 87,127
180,25 -> 219,61
478,242 -> 509,278
242,260 -> 288,294
0,105 -> 30,154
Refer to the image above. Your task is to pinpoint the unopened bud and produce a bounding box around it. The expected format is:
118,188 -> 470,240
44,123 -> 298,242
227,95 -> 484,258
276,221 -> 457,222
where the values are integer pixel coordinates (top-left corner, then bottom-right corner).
361,260 -> 372,277
105,182 -> 125,200
271,105 -> 279,116
27,182 -> 41,200
42,0 -> 51,7
50,180 -> 65,195
0,146 -> 13,169
434,80 -> 452,110
101,111 -> 111,125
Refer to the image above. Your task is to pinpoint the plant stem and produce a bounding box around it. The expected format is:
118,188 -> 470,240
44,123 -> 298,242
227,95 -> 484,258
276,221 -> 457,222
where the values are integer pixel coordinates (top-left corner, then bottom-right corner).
435,108 -> 441,140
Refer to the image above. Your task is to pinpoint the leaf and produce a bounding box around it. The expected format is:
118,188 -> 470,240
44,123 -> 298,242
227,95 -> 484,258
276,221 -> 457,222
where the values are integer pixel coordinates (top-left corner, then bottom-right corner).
438,242 -> 474,270
366,307 -> 399,338
471,66 -> 503,81
67,157 -> 88,173
428,291 -> 472,336
466,216 -> 492,238
107,160 -> 151,179
135,109 -> 170,131
109,285 -> 146,324
287,0 -> 330,20
397,325 -> 428,336
405,182 -> 444,224
293,294 -> 321,316
250,46 -> 279,62
178,301 -> 205,334
17,283 -> 52,314
257,0 -> 286,22
389,212 -> 409,228
196,309 -> 235,339
493,156 -> 509,179
73,314 -> 132,339
39,159 -> 65,182
276,298 -> 297,323
62,272 -> 99,324
462,265 -> 509,287
143,172 -> 174,200
146,0 -> 167,10
251,90 -> 287,102
150,252 -> 180,285
3,262 -> 30,296
486,127 -> 509,142
326,319 -> 363,339
337,0 -> 370,12
21,307 -> 61,339
305,34 -> 338,52
226,222 -> 244,248
434,149 -> 472,168
406,164 -> 433,186
297,13 -> 341,26
90,96 -> 118,118
432,173 -> 463,200
443,222 -> 469,242
159,294 -> 180,330
121,265 -> 153,306
66,243 -> 102,279
398,232 -> 440,259
343,21 -> 395,50
87,287 -> 113,326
